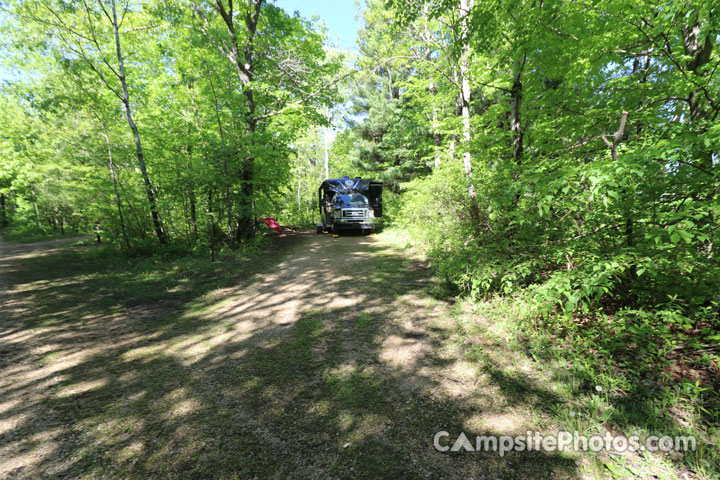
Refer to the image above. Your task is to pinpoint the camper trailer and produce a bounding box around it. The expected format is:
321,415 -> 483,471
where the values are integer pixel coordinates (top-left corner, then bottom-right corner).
317,177 -> 383,234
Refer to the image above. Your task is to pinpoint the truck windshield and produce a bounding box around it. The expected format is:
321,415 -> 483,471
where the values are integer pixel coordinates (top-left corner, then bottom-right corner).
333,194 -> 369,206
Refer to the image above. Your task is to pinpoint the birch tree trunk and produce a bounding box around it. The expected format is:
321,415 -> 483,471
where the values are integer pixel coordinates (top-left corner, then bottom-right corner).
458,0 -> 478,218
110,0 -> 166,244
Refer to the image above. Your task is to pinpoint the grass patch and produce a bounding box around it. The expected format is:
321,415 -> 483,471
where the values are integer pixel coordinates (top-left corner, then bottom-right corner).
354,312 -> 382,341
444,295 -> 720,480
0,223 -> 83,242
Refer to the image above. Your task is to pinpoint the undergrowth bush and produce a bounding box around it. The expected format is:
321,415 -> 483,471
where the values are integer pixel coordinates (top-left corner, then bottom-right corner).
393,144 -> 720,437
396,149 -> 719,321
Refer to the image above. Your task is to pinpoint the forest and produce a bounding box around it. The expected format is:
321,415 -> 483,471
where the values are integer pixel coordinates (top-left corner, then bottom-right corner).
0,0 -> 719,478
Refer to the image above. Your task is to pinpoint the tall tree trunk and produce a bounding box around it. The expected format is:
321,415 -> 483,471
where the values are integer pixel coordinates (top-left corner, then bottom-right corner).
189,190 -> 198,236
682,15 -> 713,122
510,52 -> 526,165
0,192 -> 7,227
237,162 -> 255,241
110,0 -> 166,244
460,40 -> 472,191
681,12 -> 714,171
428,71 -> 441,168
429,82 -> 441,168
208,189 -> 216,261
458,0 -> 478,218
297,158 -> 302,221
324,123 -> 330,179
432,108 -> 441,168
32,189 -> 41,229
212,0 -> 263,241
183,133 -> 198,238
208,189 -> 214,221
421,7 -> 441,169
237,2 -> 262,241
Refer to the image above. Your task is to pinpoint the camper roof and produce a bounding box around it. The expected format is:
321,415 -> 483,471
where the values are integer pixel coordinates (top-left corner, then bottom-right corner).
321,176 -> 371,193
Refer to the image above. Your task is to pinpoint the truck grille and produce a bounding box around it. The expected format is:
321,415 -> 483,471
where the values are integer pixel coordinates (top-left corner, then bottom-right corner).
343,209 -> 365,218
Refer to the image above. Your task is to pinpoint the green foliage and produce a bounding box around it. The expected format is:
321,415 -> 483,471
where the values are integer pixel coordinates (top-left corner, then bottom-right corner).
0,0 -> 343,248
356,3 -> 720,474
365,0 -> 719,320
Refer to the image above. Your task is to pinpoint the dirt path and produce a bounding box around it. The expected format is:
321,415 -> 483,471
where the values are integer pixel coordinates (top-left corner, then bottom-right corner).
0,232 -> 579,479
0,235 -> 87,286
0,236 -> 89,323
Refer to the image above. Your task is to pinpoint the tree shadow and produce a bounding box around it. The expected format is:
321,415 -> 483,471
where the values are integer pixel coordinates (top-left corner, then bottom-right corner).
0,232 -> 579,479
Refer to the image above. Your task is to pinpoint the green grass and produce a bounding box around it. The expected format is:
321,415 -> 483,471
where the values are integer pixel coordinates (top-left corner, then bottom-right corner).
354,312 -> 382,341
0,223 -> 86,242
442,295 -> 720,480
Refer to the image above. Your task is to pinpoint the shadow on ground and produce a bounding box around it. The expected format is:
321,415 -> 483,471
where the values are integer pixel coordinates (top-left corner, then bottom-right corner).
0,231 -> 578,479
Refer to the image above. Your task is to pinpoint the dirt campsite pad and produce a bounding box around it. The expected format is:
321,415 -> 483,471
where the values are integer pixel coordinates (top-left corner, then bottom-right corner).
0,232 -> 582,479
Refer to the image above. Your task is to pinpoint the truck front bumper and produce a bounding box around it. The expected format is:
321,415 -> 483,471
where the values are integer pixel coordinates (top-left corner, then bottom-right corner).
334,218 -> 374,230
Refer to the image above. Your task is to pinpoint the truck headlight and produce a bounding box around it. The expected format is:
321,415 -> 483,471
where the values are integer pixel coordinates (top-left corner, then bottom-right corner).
368,209 -> 374,218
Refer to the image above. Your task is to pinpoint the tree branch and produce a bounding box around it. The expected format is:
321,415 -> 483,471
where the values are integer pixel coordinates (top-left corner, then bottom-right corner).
253,70 -> 353,121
